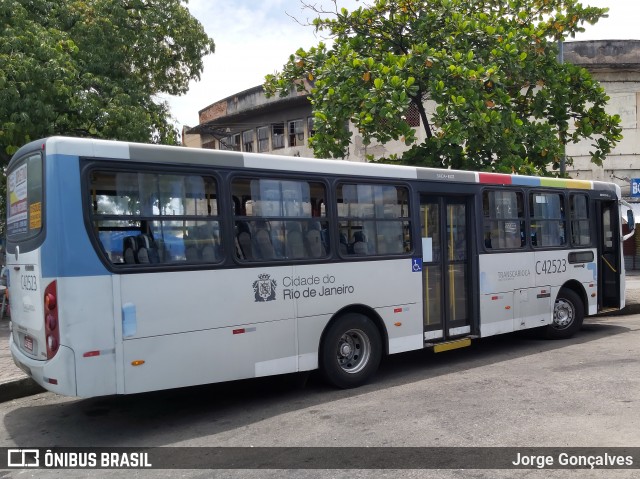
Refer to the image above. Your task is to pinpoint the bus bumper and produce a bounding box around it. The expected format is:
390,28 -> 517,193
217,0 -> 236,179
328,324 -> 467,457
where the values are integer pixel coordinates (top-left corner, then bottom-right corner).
10,335 -> 77,397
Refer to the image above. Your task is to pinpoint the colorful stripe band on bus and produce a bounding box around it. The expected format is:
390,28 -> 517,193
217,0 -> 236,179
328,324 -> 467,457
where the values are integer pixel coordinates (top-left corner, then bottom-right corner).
477,172 -> 600,190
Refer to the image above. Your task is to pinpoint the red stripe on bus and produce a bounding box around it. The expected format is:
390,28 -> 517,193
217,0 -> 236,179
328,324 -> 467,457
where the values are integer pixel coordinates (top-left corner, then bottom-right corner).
479,173 -> 513,185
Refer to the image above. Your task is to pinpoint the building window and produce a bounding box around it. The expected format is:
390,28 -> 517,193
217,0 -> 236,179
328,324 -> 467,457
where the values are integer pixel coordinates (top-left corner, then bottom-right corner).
288,119 -> 304,147
220,134 -> 240,151
257,126 -> 269,152
242,130 -> 254,152
482,190 -> 524,250
307,117 -> 315,137
530,192 -> 566,247
405,103 -> 421,127
272,123 -> 285,149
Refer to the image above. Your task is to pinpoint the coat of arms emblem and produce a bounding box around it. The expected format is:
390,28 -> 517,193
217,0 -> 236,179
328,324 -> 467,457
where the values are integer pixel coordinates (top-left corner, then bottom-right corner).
253,273 -> 277,302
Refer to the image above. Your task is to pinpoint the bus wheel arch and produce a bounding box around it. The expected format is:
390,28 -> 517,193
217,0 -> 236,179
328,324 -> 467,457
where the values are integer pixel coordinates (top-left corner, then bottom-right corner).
545,283 -> 586,340
319,305 -> 386,388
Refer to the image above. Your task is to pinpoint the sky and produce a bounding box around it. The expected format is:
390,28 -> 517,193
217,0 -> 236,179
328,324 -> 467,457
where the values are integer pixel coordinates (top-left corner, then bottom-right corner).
165,0 -> 640,132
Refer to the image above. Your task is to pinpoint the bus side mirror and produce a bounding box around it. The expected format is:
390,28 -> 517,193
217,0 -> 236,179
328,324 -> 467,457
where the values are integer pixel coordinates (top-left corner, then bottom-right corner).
622,201 -> 636,241
627,210 -> 635,230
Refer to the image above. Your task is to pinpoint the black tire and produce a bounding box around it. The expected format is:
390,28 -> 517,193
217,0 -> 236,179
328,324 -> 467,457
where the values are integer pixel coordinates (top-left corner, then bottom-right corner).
544,288 -> 584,339
320,313 -> 382,389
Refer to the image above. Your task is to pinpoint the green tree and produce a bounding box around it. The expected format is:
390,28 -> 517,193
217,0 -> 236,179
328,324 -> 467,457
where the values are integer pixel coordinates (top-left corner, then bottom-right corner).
264,0 -> 622,175
0,0 -> 215,164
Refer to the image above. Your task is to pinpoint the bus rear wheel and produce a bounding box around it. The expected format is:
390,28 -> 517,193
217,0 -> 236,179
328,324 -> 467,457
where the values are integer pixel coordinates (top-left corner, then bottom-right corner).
320,313 -> 382,389
545,288 -> 584,339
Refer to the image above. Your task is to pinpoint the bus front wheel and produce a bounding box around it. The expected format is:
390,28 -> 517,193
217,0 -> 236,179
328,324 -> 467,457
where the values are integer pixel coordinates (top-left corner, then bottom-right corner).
320,313 -> 382,389
545,288 -> 584,339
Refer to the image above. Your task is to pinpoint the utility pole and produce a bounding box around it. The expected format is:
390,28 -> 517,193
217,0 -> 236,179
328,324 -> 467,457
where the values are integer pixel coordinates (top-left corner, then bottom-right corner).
558,38 -> 566,177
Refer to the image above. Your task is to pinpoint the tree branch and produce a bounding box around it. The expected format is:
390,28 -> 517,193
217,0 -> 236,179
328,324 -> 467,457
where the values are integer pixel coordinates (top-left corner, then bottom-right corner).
411,90 -> 432,139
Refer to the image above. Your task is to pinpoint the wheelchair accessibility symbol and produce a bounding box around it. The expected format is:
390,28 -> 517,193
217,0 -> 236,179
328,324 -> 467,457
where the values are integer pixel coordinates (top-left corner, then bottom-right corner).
412,258 -> 423,272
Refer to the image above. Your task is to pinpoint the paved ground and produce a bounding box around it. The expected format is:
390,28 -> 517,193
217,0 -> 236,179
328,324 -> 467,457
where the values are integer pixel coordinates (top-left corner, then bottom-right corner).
1,273 -> 640,402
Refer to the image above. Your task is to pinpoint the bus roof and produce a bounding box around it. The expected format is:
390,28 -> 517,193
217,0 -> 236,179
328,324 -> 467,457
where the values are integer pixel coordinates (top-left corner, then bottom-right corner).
12,136 -> 619,194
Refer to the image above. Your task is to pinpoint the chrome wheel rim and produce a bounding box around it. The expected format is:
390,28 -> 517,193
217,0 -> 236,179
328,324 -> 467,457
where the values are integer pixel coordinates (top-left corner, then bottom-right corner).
336,329 -> 371,374
553,298 -> 575,330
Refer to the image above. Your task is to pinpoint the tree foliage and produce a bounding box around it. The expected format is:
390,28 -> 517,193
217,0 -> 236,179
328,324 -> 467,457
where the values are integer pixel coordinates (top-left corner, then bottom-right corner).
0,0 -> 215,164
264,0 -> 622,175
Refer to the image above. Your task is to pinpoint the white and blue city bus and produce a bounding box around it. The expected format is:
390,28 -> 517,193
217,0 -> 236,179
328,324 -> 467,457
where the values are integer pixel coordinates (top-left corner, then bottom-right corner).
6,137 -> 635,397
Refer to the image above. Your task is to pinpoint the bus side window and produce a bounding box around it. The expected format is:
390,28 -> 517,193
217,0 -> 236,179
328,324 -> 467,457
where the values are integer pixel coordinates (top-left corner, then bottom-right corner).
336,183 -> 410,258
483,190 -> 524,250
232,177 -> 328,262
530,192 -> 566,248
90,171 -> 220,266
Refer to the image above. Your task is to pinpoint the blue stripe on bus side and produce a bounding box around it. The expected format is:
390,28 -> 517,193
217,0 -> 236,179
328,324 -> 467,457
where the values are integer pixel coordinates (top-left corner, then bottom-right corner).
510,176 -> 540,187
41,154 -> 110,278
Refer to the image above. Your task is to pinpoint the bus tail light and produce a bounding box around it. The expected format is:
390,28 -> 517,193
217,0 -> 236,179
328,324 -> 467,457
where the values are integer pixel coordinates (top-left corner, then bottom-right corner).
44,281 -> 60,360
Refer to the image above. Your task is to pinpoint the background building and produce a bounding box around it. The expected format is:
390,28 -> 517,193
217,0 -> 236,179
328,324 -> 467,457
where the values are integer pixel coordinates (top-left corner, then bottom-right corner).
188,84 -> 315,158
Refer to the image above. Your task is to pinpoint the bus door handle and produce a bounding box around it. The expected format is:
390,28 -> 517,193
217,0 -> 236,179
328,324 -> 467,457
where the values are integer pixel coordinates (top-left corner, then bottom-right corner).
13,266 -> 20,271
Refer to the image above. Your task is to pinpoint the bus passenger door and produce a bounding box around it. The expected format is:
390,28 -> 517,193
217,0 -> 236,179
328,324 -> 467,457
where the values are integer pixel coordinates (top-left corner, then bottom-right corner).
597,200 -> 621,310
420,195 -> 472,341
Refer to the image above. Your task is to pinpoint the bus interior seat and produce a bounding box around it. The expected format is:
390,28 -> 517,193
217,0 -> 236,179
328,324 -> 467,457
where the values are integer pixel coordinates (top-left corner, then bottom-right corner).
184,226 -> 198,261
254,222 -> 275,259
198,223 -> 219,261
269,221 -> 286,258
306,221 -> 326,258
505,232 -> 520,248
388,228 -> 404,254
185,225 -> 219,262
339,233 -> 349,255
185,234 -> 199,262
236,221 -> 253,260
123,236 -> 138,264
377,235 -> 387,255
136,234 -> 159,264
201,243 -> 218,261
285,222 -> 305,259
352,231 -> 369,255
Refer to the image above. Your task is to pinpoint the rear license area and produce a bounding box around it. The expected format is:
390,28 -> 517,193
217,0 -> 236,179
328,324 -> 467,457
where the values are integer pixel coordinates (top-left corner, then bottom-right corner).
24,335 -> 34,352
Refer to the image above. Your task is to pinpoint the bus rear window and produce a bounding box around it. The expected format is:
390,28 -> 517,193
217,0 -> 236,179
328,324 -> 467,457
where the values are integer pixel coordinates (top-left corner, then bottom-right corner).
7,153 -> 44,240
